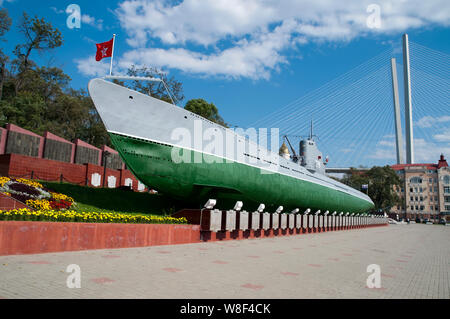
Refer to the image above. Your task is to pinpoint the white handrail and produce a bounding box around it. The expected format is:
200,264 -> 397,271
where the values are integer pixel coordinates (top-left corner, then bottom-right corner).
104,75 -> 162,82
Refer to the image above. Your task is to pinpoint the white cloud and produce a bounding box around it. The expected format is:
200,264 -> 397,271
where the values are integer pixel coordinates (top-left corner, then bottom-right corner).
81,14 -> 104,30
119,19 -> 295,79
367,136 -> 450,163
433,128 -> 450,142
112,0 -> 450,79
414,138 -> 450,163
367,148 -> 396,160
75,57 -> 111,77
50,7 -> 64,14
367,134 -> 397,160
0,0 -> 15,6
416,115 -> 450,128
378,140 -> 396,147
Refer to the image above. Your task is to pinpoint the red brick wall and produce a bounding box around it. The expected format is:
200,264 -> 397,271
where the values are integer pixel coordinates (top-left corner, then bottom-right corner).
0,127 -> 7,155
0,221 -> 201,256
4,153 -> 86,183
0,193 -> 29,210
119,169 -> 141,191
0,153 -> 144,191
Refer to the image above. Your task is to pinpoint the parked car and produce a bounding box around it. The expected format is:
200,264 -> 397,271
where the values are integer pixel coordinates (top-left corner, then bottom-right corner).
439,219 -> 446,225
415,218 -> 422,223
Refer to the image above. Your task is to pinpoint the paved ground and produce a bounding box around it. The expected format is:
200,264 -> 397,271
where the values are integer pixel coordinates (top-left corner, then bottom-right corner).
0,224 -> 449,299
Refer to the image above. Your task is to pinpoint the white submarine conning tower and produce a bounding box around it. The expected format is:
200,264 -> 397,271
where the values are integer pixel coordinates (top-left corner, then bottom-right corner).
281,120 -> 328,175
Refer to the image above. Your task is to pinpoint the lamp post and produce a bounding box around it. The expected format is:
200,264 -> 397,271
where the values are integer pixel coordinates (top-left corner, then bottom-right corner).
102,150 -> 111,188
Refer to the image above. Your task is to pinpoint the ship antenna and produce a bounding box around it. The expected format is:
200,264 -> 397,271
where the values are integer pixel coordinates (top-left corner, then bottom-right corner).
309,118 -> 319,141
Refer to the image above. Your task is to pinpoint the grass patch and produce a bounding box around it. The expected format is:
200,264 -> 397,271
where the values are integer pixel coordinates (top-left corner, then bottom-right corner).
40,181 -> 182,216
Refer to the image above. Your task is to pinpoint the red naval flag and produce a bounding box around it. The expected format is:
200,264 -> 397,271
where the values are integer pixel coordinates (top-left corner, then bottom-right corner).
95,38 -> 114,61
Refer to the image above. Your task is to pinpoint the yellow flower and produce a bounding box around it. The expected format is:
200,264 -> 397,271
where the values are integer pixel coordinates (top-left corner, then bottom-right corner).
0,207 -> 186,225
0,177 -> 11,187
50,192 -> 74,203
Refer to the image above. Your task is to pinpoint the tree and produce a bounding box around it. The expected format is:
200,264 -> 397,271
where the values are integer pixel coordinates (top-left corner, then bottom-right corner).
22,66 -> 71,102
366,166 -> 402,212
342,166 -> 402,212
44,89 -> 111,147
0,8 -> 11,37
0,91 -> 47,132
12,13 -> 62,93
125,65 -> 184,104
184,98 -> 228,127
0,8 -> 12,100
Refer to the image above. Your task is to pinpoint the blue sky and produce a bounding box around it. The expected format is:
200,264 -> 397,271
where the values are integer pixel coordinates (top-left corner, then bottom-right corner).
1,0 -> 449,167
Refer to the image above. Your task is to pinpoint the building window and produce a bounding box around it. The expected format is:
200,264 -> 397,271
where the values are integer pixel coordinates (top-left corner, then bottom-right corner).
434,187 -> 438,192
429,178 -> 433,183
419,187 -> 423,192
444,176 -> 450,185
445,186 -> 450,194
431,206 -> 434,211
420,196 -> 423,201
410,187 -> 413,193
445,205 -> 450,211
435,205 -> 439,210
410,177 -> 422,184
415,206 -> 419,210
420,206 -> 424,211
445,196 -> 450,203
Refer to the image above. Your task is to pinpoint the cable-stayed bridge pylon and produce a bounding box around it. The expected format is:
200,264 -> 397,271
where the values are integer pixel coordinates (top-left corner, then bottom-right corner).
248,35 -> 450,171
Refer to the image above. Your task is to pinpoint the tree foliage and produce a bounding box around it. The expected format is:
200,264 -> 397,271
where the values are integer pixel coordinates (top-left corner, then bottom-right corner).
0,8 -> 12,100
184,98 -> 228,127
341,166 -> 402,212
13,13 -> 62,71
0,9 -> 12,38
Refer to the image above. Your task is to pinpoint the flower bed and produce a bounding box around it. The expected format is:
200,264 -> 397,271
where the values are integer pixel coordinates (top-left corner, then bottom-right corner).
0,208 -> 187,224
0,177 -> 187,225
0,177 -> 73,209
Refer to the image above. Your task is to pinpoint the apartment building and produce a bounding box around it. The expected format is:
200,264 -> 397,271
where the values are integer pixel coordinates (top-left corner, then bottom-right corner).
390,154 -> 450,221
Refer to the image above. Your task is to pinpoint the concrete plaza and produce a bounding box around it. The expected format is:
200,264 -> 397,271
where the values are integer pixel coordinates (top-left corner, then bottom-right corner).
0,223 -> 448,299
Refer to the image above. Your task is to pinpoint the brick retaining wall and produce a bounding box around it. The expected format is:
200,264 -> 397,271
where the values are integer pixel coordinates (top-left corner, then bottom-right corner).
0,221 -> 201,256
0,153 -> 145,191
